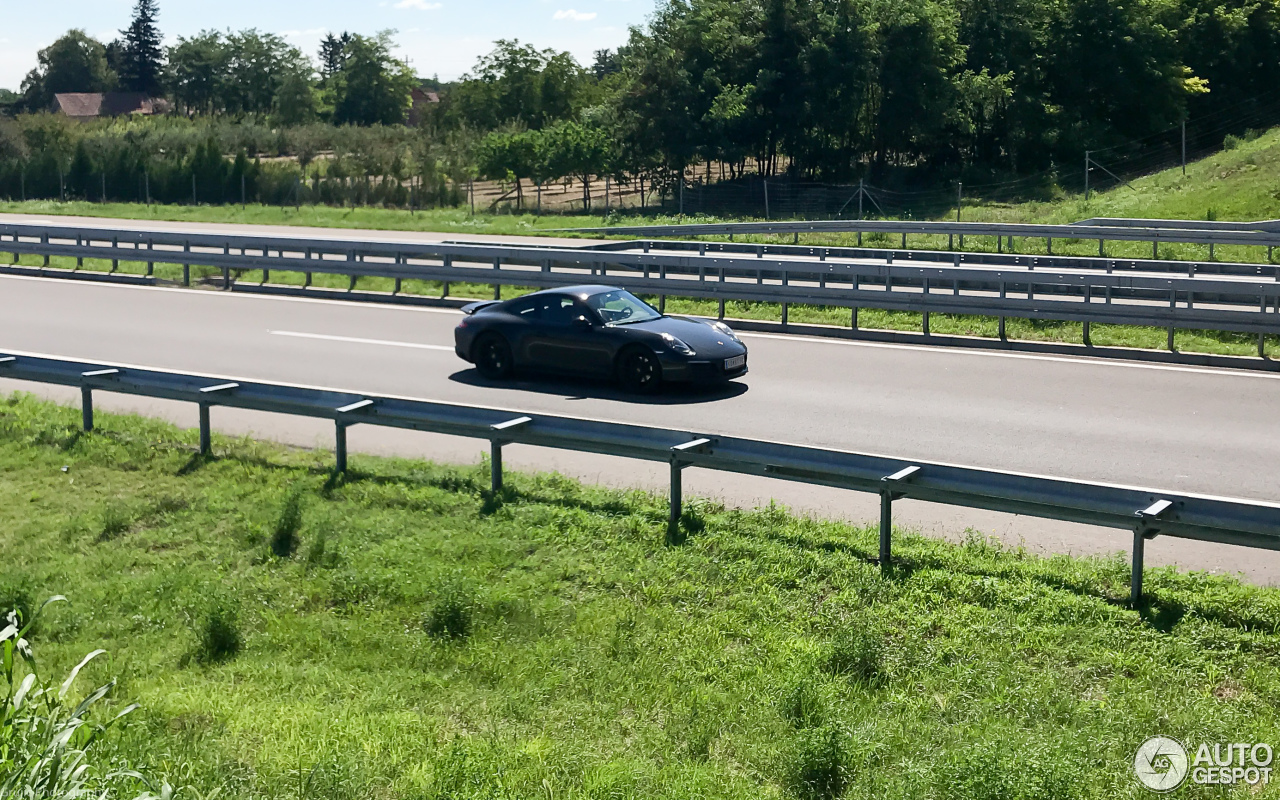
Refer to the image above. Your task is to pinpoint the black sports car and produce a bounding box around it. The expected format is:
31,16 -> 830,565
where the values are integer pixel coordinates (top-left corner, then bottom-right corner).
453,285 -> 748,392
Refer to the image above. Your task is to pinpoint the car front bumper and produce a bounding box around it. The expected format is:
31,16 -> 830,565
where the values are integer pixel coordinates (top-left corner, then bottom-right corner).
660,355 -> 749,384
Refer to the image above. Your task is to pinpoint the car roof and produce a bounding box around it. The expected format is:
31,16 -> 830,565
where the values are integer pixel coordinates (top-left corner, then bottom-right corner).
520,285 -> 621,302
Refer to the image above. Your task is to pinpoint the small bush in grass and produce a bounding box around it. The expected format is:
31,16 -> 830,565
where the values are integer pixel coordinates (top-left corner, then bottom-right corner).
271,484 -> 306,558
196,599 -> 241,664
425,585 -> 475,640
824,622 -> 885,685
788,725 -> 849,800
98,501 -> 133,541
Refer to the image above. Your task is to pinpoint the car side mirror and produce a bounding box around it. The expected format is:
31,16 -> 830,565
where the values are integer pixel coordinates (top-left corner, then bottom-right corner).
573,315 -> 594,329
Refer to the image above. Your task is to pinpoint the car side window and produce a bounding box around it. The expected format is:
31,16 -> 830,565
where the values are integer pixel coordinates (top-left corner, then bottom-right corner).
505,297 -> 541,320
540,296 -> 582,327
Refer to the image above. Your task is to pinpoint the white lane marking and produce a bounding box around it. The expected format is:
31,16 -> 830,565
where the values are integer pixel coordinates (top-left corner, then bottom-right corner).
2,344 -> 1276,508
735,330 -> 1280,381
269,330 -> 454,351
0,273 -> 463,315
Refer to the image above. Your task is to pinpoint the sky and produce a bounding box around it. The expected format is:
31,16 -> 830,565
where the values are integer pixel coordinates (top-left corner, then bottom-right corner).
0,0 -> 656,92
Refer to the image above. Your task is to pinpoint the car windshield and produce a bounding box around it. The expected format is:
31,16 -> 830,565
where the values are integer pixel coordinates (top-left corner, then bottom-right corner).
586,290 -> 663,325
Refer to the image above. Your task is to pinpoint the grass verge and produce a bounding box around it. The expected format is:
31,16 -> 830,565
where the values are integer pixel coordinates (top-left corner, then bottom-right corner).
3,392 -> 1279,798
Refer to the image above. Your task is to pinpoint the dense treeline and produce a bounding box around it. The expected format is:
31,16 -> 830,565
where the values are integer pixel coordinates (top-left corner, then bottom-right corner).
0,115 -> 471,207
4,0 -> 1280,213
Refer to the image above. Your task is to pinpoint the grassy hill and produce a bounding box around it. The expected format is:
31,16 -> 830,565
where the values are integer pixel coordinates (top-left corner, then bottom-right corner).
3,393 -> 1280,799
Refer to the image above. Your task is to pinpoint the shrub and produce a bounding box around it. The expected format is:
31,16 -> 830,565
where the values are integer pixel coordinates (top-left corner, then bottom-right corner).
0,579 -> 32,633
98,500 -> 133,541
788,725 -> 849,800
824,622 -> 885,685
195,599 -> 241,663
271,484 -> 306,558
425,585 -> 474,640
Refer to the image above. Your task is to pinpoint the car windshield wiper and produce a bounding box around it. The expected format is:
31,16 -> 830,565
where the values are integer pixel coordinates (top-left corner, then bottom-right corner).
613,316 -> 660,325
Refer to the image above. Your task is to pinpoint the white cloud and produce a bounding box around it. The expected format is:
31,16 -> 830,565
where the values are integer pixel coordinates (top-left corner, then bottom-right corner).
395,0 -> 443,8
553,8 -> 597,20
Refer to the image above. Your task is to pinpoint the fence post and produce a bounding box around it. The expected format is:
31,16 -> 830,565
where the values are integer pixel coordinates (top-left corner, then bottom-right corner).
763,179 -> 770,220
1131,528 -> 1145,606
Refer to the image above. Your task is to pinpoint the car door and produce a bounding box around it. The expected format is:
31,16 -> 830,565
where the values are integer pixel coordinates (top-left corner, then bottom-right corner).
524,295 -> 612,374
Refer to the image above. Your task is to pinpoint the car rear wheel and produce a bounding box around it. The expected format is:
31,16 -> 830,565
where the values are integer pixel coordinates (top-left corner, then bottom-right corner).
617,347 -> 662,394
474,334 -> 514,379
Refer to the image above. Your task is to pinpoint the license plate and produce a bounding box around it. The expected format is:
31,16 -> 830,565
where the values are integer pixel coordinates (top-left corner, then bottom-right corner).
724,355 -> 746,370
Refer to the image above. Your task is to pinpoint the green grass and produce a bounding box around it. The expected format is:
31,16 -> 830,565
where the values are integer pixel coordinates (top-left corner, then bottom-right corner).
3,392 -> 1280,799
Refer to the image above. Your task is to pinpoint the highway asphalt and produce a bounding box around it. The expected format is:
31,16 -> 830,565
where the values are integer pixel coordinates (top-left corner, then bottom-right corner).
3,270 -> 1280,583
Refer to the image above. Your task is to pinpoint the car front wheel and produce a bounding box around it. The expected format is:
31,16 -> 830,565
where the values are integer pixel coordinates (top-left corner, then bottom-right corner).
473,334 -> 514,379
617,347 -> 662,394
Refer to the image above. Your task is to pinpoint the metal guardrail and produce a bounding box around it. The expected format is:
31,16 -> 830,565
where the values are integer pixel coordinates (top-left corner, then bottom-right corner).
1073,217 -> 1280,233
586,237 -> 1280,279
564,218 -> 1280,251
2,351 -> 1278,605
3,221 -> 1280,356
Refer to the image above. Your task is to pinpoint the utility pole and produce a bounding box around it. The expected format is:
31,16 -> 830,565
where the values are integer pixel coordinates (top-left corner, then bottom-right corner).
763,179 -> 770,220
1084,151 -> 1090,201
678,173 -> 684,216
469,179 -> 475,215
1181,118 -> 1187,176
956,182 -> 962,222
241,174 -> 246,209
858,179 -> 864,220
101,173 -> 106,203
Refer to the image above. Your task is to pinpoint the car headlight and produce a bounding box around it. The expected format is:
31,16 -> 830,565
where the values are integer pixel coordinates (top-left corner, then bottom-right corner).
660,332 -> 695,356
709,321 -> 740,342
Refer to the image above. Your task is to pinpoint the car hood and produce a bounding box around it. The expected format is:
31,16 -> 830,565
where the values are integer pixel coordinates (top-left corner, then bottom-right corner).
619,316 -> 746,354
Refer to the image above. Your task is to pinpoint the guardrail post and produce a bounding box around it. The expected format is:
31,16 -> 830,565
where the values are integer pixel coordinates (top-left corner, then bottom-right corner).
199,404 -> 211,454
669,459 -> 683,537
110,237 -> 118,272
1046,237 -> 1052,255
42,234 -> 49,267
879,466 -> 920,574
80,386 -> 93,432
335,422 -> 348,473
922,279 -> 930,336
75,235 -> 83,269
1132,500 -> 1172,606
488,417 -> 531,494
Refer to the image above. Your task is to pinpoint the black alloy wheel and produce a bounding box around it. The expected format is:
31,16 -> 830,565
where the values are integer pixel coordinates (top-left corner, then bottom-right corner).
474,334 -> 514,379
618,348 -> 662,394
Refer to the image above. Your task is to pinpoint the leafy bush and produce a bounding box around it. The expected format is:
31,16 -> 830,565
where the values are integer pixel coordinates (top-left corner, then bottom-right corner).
1,597 -> 170,799
424,584 -> 474,640
195,599 -> 241,664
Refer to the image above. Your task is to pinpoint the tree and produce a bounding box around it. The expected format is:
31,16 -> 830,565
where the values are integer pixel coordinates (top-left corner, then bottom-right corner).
319,32 -> 353,78
447,40 -> 588,131
167,31 -> 227,114
540,120 -> 609,210
220,30 -> 310,116
20,30 -> 117,110
331,33 -> 417,126
274,70 -> 319,126
475,128 -> 540,208
115,0 -> 165,95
